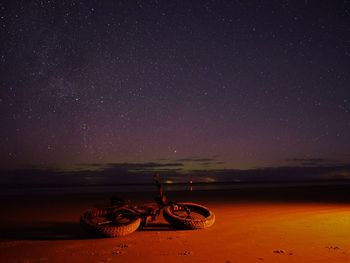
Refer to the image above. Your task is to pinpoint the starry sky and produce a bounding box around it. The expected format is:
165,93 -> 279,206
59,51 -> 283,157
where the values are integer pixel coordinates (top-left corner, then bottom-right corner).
1,1 -> 349,179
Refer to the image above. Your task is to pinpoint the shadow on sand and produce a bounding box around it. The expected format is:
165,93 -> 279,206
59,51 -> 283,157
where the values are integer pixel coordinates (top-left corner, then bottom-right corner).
0,221 -> 90,241
0,221 -> 178,241
140,222 -> 174,231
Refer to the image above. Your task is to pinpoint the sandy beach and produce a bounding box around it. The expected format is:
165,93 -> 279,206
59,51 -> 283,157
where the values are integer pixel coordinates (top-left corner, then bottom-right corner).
1,185 -> 350,263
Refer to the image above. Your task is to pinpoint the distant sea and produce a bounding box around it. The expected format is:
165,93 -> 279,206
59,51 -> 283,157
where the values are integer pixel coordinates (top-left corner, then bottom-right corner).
1,180 -> 350,195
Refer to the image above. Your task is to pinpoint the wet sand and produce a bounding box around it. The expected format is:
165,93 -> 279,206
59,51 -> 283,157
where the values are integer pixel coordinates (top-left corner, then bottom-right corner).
0,185 -> 350,262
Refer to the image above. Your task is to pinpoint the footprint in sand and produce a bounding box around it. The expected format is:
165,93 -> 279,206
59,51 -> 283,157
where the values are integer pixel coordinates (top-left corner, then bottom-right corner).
117,243 -> 129,249
273,249 -> 294,256
112,243 -> 130,255
112,250 -> 123,255
325,246 -> 340,250
178,251 -> 193,256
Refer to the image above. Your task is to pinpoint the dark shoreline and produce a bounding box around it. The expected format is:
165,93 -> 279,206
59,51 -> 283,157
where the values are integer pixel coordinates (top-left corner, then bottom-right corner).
1,183 -> 349,204
2,178 -> 350,189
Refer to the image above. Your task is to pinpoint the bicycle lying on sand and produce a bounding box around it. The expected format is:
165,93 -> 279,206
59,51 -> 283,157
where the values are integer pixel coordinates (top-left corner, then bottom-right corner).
80,176 -> 215,237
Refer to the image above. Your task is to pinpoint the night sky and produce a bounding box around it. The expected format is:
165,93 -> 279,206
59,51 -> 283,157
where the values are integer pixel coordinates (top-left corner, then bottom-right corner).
1,1 -> 349,181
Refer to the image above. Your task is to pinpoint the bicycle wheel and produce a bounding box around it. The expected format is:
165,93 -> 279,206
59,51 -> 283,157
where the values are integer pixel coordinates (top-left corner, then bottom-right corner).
80,207 -> 141,237
163,202 -> 215,230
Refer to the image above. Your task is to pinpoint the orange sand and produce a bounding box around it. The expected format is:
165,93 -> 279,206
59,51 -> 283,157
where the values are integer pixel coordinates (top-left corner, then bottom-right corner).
0,189 -> 349,263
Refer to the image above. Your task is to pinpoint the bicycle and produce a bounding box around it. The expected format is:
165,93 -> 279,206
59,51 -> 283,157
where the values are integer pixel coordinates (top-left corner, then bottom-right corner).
80,175 -> 215,237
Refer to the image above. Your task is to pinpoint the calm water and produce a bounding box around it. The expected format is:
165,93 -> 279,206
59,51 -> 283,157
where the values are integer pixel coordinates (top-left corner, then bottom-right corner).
1,180 -> 349,195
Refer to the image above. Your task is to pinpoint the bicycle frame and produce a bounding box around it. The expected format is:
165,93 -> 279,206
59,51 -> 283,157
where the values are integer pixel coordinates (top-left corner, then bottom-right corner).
108,175 -> 189,228
81,175 -> 215,237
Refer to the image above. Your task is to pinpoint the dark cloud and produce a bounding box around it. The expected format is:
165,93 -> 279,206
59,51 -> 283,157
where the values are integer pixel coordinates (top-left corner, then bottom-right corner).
285,158 -> 345,167
175,158 -> 215,162
286,158 -> 330,163
175,158 -> 195,162
194,158 -> 215,162
188,165 -> 350,182
0,162 -> 184,187
77,162 -> 183,170
1,163 -> 349,189
78,163 -> 106,168
104,162 -> 183,170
